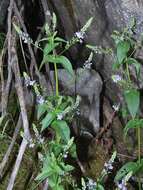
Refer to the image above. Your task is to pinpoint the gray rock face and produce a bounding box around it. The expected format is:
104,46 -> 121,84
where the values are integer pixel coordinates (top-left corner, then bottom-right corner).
56,69 -> 102,134
47,0 -> 143,100
0,0 -> 9,28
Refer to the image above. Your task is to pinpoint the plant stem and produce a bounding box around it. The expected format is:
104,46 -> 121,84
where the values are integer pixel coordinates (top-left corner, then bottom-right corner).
54,62 -> 59,96
137,127 -> 141,190
125,61 -> 131,82
138,127 -> 141,164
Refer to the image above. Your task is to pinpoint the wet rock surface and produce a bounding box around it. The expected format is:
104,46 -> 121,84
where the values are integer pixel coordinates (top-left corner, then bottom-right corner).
50,68 -> 103,134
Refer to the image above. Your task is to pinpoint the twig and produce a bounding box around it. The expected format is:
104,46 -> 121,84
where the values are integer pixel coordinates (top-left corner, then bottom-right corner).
0,115 -> 22,178
11,45 -> 31,139
2,0 -> 14,114
7,138 -> 28,190
7,21 -> 31,189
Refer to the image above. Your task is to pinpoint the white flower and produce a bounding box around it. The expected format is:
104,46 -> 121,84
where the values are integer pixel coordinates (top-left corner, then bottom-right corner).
117,179 -> 127,190
86,178 -> 97,190
24,76 -> 35,87
20,32 -> 33,44
63,152 -> 68,158
83,60 -> 92,69
29,80 -> 36,86
57,114 -> 63,120
38,136 -> 45,144
29,139 -> 35,148
75,31 -> 85,43
112,75 -> 122,83
104,162 -> 113,171
112,103 -> 120,111
36,95 -> 45,104
29,143 -> 35,148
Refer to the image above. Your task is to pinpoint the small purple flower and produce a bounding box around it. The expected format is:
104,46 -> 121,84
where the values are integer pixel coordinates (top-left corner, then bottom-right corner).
86,178 -> 97,190
36,95 -> 45,104
19,32 -> 33,44
29,138 -> 35,148
24,76 -> 36,87
117,179 -> 127,190
104,161 -> 113,172
83,60 -> 92,69
75,31 -> 85,43
112,75 -> 122,83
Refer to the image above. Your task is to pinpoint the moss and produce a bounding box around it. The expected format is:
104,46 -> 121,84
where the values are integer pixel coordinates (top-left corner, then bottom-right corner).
85,143 -> 110,179
0,138 -> 39,190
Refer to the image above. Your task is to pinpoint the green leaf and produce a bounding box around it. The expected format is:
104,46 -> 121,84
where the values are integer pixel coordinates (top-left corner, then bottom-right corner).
124,118 -> 143,137
55,37 -> 67,43
43,55 -> 74,76
43,42 -> 59,56
114,162 -> 138,182
124,89 -> 140,118
117,41 -> 130,64
35,168 -> 53,181
96,184 -> 105,190
61,164 -> 74,172
81,17 -> 93,33
127,58 -> 141,77
52,120 -> 70,142
41,112 -> 55,131
37,104 -> 48,119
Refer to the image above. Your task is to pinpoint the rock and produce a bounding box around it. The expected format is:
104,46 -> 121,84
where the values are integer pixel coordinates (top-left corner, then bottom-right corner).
0,0 -> 9,29
50,68 -> 103,134
47,0 -> 143,100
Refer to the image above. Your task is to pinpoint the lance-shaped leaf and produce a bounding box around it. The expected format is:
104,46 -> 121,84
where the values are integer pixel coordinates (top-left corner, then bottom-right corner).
42,55 -> 74,77
124,89 -> 140,118
41,112 -> 56,131
51,120 -> 70,142
117,41 -> 130,64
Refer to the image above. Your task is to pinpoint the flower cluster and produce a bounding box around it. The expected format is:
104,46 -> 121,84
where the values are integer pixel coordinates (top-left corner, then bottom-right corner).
104,161 -> 114,172
86,178 -> 97,190
75,31 -> 85,43
102,151 -> 116,174
24,76 -> 36,87
29,138 -> 35,148
29,126 -> 45,149
36,95 -> 45,104
112,75 -> 122,83
117,179 -> 127,190
57,113 -> 64,120
19,31 -> 33,44
112,103 -> 120,112
83,60 -> 92,69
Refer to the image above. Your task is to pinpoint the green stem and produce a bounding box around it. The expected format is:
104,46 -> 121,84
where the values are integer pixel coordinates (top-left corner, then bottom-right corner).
54,62 -> 59,96
125,61 -> 131,82
138,127 -> 141,164
137,127 -> 141,190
